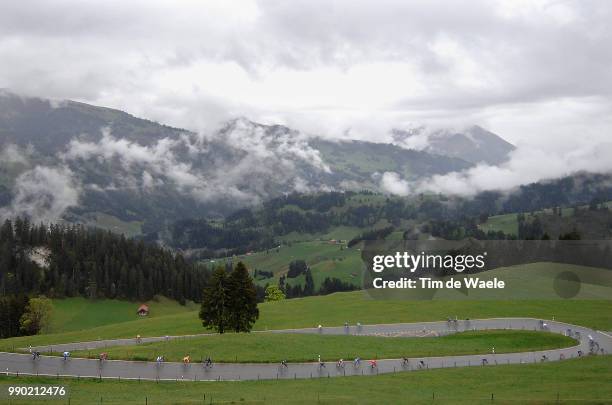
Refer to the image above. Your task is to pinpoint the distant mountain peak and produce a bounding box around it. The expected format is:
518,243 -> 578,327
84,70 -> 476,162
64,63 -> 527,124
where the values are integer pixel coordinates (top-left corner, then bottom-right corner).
391,125 -> 515,165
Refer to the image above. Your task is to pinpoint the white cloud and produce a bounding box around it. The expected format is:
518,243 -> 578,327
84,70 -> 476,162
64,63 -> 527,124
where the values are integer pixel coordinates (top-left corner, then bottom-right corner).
380,141 -> 612,197
380,172 -> 411,196
0,0 -> 610,146
62,124 -> 331,205
0,144 -> 29,164
0,166 -> 80,222
1,0 -> 612,199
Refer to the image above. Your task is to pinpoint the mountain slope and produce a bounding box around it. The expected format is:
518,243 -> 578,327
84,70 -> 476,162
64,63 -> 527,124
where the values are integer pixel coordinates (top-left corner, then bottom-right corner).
0,91 -> 475,233
392,125 -> 515,165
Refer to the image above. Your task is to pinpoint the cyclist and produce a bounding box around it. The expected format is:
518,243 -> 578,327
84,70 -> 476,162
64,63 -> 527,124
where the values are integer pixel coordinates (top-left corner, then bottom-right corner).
62,351 -> 70,361
336,359 -> 344,369
183,355 -> 190,365
369,359 -> 377,369
280,360 -> 288,368
204,356 -> 213,368
418,360 -> 426,369
401,357 -> 409,367
156,355 -> 164,365
99,352 -> 108,362
353,357 -> 361,368
31,351 -> 40,360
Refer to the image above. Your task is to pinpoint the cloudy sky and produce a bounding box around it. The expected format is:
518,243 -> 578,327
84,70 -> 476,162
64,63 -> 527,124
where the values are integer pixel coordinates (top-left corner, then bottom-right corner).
1,0 -> 611,148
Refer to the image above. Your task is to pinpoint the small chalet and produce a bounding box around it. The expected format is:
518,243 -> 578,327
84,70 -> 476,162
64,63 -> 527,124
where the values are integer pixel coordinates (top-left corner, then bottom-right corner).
137,304 -> 149,316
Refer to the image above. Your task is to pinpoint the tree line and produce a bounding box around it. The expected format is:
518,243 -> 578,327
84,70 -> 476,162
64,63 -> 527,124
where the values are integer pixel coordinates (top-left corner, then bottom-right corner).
0,218 -> 210,303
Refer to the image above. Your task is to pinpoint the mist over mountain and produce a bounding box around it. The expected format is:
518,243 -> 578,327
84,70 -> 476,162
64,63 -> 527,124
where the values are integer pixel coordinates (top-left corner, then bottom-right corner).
391,125 -> 515,165
0,91 -> 483,233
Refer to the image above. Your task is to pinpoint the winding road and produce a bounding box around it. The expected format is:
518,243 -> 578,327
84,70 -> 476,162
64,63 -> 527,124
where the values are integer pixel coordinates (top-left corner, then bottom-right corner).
1,318 -> 610,381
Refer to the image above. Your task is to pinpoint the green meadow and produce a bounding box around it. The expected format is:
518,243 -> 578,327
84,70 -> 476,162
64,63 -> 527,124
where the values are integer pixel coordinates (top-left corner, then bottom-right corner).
64,330 -> 575,363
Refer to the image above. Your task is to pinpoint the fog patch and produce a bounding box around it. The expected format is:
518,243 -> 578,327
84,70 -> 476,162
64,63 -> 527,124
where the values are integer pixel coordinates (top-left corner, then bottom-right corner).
0,165 -> 80,222
380,142 -> 612,197
380,171 -> 411,196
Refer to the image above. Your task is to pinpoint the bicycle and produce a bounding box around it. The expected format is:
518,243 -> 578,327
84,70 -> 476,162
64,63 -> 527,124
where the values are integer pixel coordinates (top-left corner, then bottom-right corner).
203,357 -> 213,369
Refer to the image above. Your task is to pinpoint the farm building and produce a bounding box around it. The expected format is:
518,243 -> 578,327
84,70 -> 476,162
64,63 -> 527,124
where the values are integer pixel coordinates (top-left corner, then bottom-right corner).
137,304 -> 149,316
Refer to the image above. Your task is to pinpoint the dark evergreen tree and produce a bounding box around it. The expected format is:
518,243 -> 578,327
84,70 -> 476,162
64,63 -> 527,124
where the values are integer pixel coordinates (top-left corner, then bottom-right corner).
304,268 -> 315,296
199,266 -> 230,334
227,262 -> 259,333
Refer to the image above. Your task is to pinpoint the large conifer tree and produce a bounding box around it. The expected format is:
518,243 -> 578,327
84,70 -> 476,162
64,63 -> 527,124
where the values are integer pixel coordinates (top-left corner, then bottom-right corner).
199,266 -> 230,333
227,261 -> 259,332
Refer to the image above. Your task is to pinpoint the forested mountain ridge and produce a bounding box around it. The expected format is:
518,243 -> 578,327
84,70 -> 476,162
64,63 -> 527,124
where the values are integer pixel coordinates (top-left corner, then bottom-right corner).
164,172 -> 612,255
0,91 -> 508,235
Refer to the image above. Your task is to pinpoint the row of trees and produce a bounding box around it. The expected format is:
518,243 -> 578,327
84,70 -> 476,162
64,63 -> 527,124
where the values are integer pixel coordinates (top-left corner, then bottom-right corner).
1,218 -> 210,303
263,276 -> 357,301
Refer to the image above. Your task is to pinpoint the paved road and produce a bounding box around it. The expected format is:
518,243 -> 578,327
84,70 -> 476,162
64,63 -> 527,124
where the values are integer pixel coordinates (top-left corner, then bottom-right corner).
1,318 -> 610,381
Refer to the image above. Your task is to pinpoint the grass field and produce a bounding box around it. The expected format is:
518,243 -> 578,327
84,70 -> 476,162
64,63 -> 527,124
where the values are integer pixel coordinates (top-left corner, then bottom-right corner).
2,291 -> 611,352
49,296 -> 198,333
479,213 -> 518,236
63,330 -> 575,363
278,226 -> 363,243
2,355 -> 611,404
210,241 -> 363,288
85,212 -> 143,238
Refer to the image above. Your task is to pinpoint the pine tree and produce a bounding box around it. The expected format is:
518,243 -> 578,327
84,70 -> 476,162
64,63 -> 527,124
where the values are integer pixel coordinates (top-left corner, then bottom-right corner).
199,266 -> 230,333
227,262 -> 259,332
304,268 -> 315,296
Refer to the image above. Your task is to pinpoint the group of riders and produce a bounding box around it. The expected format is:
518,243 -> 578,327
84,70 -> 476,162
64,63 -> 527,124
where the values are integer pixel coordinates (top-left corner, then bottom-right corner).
29,322 -> 606,370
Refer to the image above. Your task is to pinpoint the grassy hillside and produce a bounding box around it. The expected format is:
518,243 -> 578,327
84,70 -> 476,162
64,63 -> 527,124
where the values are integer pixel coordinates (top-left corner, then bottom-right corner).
478,213 -> 518,236
49,296 -> 198,333
65,330 -> 575,363
3,355 -> 611,404
2,290 -> 611,351
208,240 -> 363,288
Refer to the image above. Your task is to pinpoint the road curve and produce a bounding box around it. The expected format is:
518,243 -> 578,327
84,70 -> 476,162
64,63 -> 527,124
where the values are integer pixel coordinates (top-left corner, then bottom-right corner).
1,318 -> 610,382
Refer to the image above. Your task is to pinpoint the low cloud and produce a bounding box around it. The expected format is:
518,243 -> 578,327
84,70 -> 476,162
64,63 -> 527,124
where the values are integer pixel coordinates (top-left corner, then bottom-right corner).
62,122 -> 331,206
0,165 -> 80,222
381,141 -> 612,197
0,143 -> 31,165
380,172 -> 411,196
